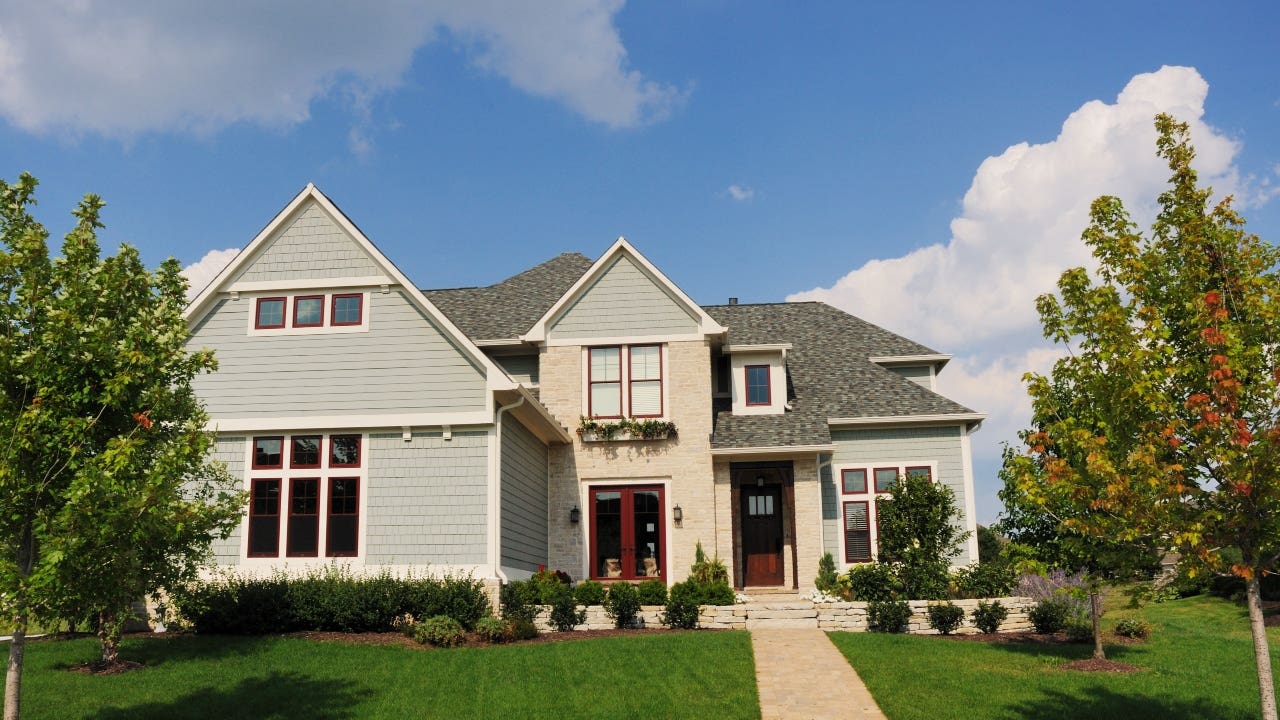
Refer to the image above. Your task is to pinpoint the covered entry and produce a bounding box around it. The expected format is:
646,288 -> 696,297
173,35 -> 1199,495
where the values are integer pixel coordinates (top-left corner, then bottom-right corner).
730,462 -> 797,589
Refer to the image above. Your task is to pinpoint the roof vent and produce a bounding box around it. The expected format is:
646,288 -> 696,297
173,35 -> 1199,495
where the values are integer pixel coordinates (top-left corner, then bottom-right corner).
728,297 -> 738,305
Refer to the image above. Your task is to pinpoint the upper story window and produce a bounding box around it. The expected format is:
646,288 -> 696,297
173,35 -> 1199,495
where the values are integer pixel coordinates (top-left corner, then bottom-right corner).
745,365 -> 771,406
332,294 -> 363,326
293,296 -> 324,327
587,344 -> 665,419
724,344 -> 789,416
247,292 -> 369,335
255,298 -> 286,329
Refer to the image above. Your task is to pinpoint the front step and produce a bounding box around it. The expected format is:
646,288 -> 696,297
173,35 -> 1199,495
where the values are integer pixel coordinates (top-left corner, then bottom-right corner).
741,589 -> 803,604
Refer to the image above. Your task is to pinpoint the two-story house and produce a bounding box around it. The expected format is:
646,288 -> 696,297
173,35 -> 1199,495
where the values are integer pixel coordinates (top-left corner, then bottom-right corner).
185,185 -> 984,594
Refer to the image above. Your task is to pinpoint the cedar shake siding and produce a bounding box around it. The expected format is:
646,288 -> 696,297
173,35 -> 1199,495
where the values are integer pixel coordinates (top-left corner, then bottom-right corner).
230,201 -> 381,283
548,255 -> 699,340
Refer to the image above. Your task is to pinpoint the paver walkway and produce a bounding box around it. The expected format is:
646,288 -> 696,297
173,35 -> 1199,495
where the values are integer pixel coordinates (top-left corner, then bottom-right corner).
750,628 -> 887,720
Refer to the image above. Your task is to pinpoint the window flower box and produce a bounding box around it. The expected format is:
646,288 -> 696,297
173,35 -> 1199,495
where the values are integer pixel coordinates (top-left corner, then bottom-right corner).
577,417 -> 677,442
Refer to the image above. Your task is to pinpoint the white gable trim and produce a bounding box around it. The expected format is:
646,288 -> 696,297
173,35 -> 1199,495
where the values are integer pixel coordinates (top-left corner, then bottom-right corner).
183,184 -> 517,393
828,413 -> 986,430
868,354 -> 952,370
521,237 -> 727,343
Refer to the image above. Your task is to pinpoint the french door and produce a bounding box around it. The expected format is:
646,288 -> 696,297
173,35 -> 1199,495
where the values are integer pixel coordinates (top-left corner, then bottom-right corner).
589,485 -> 665,581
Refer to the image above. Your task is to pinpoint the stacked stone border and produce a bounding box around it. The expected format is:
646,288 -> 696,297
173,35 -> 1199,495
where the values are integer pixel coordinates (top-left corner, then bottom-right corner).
531,596 -> 1033,634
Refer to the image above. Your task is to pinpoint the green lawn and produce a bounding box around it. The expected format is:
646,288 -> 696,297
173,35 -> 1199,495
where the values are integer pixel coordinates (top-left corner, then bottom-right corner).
830,594 -> 1277,720
14,630 -> 760,719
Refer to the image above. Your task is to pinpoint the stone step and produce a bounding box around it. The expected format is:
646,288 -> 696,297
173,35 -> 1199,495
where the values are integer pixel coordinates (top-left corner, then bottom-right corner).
746,617 -> 819,629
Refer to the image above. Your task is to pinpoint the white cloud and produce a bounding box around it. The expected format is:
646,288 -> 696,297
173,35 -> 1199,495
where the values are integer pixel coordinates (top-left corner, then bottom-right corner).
0,0 -> 681,138
181,248 -> 239,301
726,184 -> 755,202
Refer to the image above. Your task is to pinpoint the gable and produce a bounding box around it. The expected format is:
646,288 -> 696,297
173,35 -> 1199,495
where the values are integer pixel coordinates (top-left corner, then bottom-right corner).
230,200 -> 380,283
548,255 -> 699,340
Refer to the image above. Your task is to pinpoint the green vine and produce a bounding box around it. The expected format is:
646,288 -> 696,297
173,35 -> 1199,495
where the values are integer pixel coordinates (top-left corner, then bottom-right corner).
577,416 -> 677,440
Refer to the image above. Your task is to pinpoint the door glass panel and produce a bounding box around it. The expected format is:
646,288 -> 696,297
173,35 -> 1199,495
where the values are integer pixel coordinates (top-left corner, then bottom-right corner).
633,490 -> 660,577
594,491 -> 622,578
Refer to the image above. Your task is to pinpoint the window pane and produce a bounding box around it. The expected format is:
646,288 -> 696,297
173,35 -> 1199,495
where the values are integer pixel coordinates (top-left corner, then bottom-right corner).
590,382 -> 621,417
594,491 -> 622,578
287,478 -> 319,557
874,468 -> 899,493
327,478 -> 359,557
630,345 -> 660,380
632,490 -> 661,578
842,469 -> 867,494
332,295 -> 362,325
630,380 -> 661,416
330,435 -> 360,466
294,297 -> 323,326
291,436 -> 320,467
590,347 -> 620,381
253,437 -> 282,468
906,466 -> 932,482
746,365 -> 770,405
249,479 -> 280,556
844,502 -> 871,562
256,298 -> 284,328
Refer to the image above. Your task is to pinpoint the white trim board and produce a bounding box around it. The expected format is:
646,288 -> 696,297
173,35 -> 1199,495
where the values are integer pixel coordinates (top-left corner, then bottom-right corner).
828,413 -> 986,430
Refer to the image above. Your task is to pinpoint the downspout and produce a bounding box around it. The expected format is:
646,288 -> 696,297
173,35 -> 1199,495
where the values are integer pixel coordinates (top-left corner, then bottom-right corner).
491,395 -> 526,584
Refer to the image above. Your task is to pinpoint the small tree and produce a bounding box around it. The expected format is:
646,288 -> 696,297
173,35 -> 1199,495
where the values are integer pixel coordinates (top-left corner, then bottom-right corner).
875,473 -> 969,599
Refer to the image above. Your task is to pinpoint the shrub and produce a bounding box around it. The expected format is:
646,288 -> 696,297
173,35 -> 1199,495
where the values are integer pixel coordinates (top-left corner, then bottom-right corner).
604,581 -> 642,628
414,615 -> 465,647
816,552 -> 839,595
867,600 -> 912,633
690,541 -> 730,584
973,600 -> 1008,634
530,566 -> 572,604
510,618 -> 539,641
548,584 -> 587,632
474,616 -> 512,644
1029,598 -> 1078,634
1115,617 -> 1152,639
574,580 -> 607,606
661,581 -> 702,630
1064,619 -> 1093,643
400,572 -> 491,631
500,580 -> 542,624
949,563 -> 1017,599
845,563 -> 900,602
926,602 -> 965,635
699,581 -> 736,606
637,579 -> 669,605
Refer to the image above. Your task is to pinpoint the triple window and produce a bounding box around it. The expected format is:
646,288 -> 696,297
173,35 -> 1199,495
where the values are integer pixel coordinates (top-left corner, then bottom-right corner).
254,293 -> 364,331
588,345 -> 663,418
839,464 -> 933,564
247,434 -> 363,558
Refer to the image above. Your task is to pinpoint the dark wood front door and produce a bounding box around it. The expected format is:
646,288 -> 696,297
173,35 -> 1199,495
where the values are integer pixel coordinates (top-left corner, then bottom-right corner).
741,485 -> 784,586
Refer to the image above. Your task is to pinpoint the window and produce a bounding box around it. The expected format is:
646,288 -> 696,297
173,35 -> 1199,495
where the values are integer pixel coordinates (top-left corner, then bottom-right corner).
905,466 -> 932,482
589,485 -> 664,580
745,365 -> 770,406
255,298 -> 286,329
837,463 -> 936,565
253,436 -> 283,469
332,294 -> 363,326
628,345 -> 662,417
874,467 -> 899,493
290,436 -> 321,468
287,478 -> 319,557
588,347 -> 622,418
841,468 -> 867,494
292,295 -> 324,327
248,479 -> 281,557
748,493 -> 775,516
843,501 -> 872,563
330,435 -> 360,467
327,478 -> 359,557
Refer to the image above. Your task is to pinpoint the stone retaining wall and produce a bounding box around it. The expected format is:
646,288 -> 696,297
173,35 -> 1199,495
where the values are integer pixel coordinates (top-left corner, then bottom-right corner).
531,596 -> 1033,634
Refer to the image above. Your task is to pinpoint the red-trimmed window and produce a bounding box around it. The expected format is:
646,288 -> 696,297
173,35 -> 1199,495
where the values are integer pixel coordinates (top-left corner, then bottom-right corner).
255,297 -> 286,329
253,436 -> 284,469
588,346 -> 623,418
331,294 -> 363,326
628,345 -> 663,417
873,467 -> 899,493
843,501 -> 872,563
329,435 -> 361,467
290,436 -> 321,468
292,295 -> 324,327
841,468 -> 867,494
248,479 -> 281,557
286,478 -> 320,557
588,485 -> 664,580
745,365 -> 771,406
905,466 -> 932,482
327,477 -> 360,557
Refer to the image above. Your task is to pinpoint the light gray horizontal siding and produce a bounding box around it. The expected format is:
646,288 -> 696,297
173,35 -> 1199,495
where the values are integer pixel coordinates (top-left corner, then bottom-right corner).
209,434 -> 246,564
549,255 -> 698,339
830,425 -> 973,565
494,354 -> 539,386
820,455 -> 837,559
232,201 -> 380,282
500,417 -> 549,572
365,431 -> 489,565
189,291 -> 487,418
889,365 -> 932,389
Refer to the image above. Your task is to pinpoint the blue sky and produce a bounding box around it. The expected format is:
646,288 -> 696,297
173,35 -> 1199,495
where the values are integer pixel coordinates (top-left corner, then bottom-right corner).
2,1 -> 1278,524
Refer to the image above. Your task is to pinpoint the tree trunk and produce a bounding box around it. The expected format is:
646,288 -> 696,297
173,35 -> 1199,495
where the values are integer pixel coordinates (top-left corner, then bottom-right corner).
1090,590 -> 1105,661
97,611 -> 119,665
1246,574 -> 1278,720
4,612 -> 25,720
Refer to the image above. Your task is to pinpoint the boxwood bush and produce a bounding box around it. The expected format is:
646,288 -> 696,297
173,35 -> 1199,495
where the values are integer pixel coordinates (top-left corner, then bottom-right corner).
661,581 -> 702,629
604,581 -> 642,628
973,600 -> 1008,634
637,579 -> 669,605
573,580 -> 607,606
867,599 -> 911,633
926,602 -> 965,635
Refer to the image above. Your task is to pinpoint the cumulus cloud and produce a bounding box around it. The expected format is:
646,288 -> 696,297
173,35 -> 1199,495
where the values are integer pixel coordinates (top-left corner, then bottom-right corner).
0,0 -> 681,138
726,184 -> 755,202
181,248 -> 239,301
787,67 -> 1263,520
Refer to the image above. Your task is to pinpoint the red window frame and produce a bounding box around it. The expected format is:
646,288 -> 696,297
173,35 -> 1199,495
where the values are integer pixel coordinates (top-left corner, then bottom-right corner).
252,436 -> 284,469
292,294 -> 325,328
329,434 -> 361,468
248,478 -> 281,557
841,468 -> 867,494
745,364 -> 771,406
873,467 -> 900,493
286,478 -> 320,557
326,477 -> 360,557
331,293 -> 363,326
587,484 -> 665,582
843,500 -> 872,563
587,346 -> 623,419
254,297 -> 287,330
289,435 -> 322,469
905,466 -> 933,482
626,344 -> 663,418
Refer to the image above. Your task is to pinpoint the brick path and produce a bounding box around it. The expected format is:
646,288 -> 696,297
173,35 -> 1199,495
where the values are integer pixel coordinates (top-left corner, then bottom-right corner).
750,628 -> 887,720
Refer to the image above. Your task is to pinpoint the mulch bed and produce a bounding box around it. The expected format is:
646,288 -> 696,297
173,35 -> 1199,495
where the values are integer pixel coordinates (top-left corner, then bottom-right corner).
290,626 -> 706,649
934,630 -> 1147,672
1059,658 -> 1144,673
67,659 -> 145,676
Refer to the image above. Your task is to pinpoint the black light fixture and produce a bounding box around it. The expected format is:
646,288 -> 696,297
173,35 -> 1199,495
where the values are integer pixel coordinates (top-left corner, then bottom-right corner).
757,475 -> 765,487
569,505 -> 581,524
673,505 -> 683,526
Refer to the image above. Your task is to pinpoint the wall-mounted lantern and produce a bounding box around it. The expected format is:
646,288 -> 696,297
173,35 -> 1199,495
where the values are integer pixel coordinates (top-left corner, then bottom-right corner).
569,506 -> 581,524
673,504 -> 683,527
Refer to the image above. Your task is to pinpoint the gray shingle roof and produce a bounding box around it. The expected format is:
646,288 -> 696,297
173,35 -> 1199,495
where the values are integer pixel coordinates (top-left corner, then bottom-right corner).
423,253 -> 593,340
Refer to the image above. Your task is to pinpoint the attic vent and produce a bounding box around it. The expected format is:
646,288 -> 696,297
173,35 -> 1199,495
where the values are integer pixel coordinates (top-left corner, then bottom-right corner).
728,297 -> 738,305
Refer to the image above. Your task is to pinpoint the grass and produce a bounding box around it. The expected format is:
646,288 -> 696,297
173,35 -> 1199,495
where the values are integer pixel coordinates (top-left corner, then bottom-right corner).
13,630 -> 760,719
830,593 -> 1278,720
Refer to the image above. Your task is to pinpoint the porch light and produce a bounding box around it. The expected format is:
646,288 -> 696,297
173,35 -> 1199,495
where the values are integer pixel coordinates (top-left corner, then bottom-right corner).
757,476 -> 765,487
673,504 -> 683,526
569,506 -> 580,524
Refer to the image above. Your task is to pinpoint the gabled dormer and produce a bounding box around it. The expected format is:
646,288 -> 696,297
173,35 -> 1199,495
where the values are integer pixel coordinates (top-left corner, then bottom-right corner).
722,343 -> 791,416
868,354 -> 952,392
